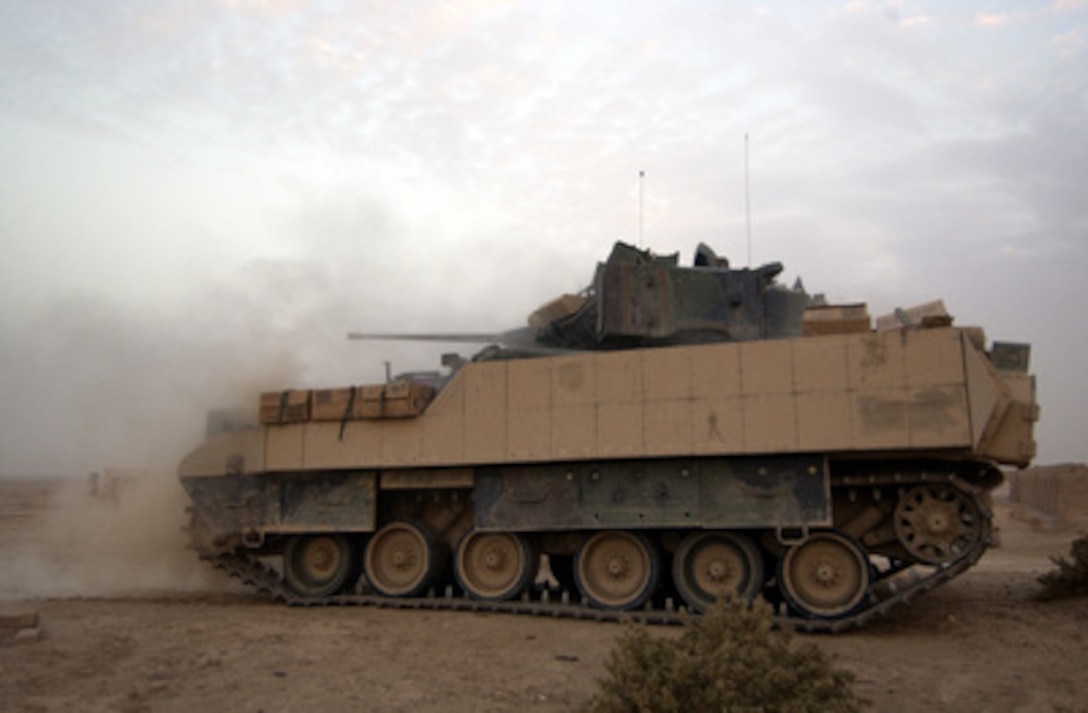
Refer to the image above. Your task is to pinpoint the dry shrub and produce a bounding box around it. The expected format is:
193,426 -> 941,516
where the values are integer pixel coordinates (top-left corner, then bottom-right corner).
1037,535 -> 1088,600
583,597 -> 864,713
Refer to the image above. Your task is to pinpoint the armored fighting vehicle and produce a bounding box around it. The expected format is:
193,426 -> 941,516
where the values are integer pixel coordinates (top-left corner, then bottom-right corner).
178,242 -> 1039,630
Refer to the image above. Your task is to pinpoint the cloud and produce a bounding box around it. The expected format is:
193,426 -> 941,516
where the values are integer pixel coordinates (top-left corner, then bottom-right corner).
975,13 -> 1008,27
1053,0 -> 1088,12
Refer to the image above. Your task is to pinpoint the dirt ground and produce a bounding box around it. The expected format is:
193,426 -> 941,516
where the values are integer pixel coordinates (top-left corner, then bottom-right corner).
1,476 -> 1086,713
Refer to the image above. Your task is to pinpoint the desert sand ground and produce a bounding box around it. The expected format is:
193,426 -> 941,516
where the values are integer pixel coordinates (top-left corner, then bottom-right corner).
0,475 -> 1086,713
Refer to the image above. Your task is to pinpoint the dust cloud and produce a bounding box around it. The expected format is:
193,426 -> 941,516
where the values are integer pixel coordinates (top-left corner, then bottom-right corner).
0,254 -> 375,598
0,255 -> 364,598
0,473 -> 226,600
0,259 -> 366,478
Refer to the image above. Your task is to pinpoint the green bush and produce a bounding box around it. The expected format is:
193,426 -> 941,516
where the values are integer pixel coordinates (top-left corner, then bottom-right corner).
583,598 -> 864,713
1037,534 -> 1088,600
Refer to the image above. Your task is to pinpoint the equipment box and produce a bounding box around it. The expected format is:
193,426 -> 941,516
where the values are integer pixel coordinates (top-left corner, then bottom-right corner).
311,387 -> 363,422
259,390 -> 312,425
359,380 -> 436,419
802,304 -> 871,336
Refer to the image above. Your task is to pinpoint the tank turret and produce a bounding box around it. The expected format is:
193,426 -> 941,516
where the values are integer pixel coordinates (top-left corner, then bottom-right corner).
535,241 -> 809,349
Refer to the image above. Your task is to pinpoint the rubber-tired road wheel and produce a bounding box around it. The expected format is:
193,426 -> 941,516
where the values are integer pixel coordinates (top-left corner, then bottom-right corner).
779,530 -> 871,619
575,530 -> 660,611
364,520 -> 444,598
673,531 -> 764,612
454,530 -> 538,601
284,534 -> 357,598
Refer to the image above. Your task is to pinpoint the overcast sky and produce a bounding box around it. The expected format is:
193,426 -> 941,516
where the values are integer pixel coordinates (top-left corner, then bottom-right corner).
0,0 -> 1084,476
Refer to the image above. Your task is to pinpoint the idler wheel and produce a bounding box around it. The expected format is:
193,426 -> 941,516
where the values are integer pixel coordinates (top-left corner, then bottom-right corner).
894,483 -> 983,564
284,534 -> 357,598
364,520 -> 444,597
673,531 -> 764,612
779,530 -> 871,619
454,531 -> 538,601
575,531 -> 660,610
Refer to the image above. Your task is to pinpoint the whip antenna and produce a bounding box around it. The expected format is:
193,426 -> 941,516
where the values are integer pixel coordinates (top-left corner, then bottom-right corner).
745,133 -> 752,268
638,169 -> 645,248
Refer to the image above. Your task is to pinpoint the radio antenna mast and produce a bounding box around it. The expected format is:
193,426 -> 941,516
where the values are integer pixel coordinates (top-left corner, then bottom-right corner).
638,169 -> 645,248
745,134 -> 752,268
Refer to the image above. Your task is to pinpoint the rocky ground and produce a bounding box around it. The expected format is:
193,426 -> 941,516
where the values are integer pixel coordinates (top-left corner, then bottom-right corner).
1,475 -> 1086,713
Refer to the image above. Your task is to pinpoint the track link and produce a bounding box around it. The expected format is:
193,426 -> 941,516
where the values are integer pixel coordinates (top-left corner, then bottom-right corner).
202,528 -> 991,634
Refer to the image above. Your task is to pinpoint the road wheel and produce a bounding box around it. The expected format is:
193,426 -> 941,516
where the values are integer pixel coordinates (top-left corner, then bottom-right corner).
364,520 -> 443,597
779,530 -> 871,619
284,534 -> 357,598
455,531 -> 538,601
673,531 -> 764,612
575,531 -> 660,610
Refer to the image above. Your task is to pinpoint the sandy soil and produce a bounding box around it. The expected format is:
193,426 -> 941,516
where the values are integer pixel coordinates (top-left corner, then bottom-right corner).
1,476 -> 1086,713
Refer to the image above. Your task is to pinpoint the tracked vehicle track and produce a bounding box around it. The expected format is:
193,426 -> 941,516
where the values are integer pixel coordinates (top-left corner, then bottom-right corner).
203,525 -> 992,634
